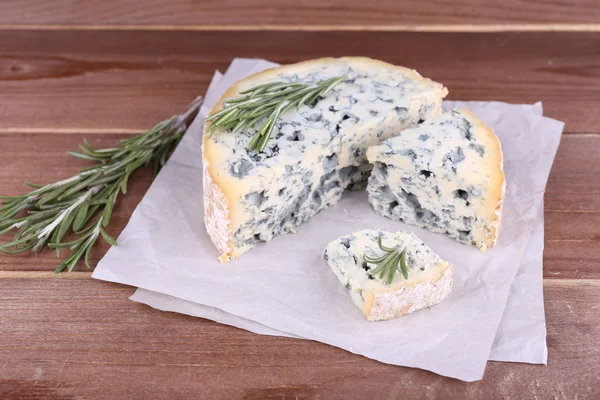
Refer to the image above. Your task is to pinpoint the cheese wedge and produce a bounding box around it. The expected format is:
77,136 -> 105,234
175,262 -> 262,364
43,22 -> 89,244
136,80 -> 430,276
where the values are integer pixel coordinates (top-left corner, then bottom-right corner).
203,57 -> 447,261
323,229 -> 452,321
367,109 -> 505,250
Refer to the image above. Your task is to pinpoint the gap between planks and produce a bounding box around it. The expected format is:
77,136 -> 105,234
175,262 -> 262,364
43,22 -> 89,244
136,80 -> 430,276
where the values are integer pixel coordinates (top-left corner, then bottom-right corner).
0,128 -> 146,135
1,24 -> 600,32
1,271 -> 600,288
0,271 -> 92,279
0,128 -> 596,136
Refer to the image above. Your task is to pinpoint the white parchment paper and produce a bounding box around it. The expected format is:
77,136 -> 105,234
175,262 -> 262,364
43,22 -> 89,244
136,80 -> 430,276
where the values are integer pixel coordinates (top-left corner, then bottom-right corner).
93,59 -> 562,381
489,206 -> 547,363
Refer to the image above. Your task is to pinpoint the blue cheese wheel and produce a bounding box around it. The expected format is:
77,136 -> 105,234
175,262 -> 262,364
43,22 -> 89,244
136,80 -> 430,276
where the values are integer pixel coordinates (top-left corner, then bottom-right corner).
323,229 -> 452,321
203,57 -> 447,261
366,109 -> 505,250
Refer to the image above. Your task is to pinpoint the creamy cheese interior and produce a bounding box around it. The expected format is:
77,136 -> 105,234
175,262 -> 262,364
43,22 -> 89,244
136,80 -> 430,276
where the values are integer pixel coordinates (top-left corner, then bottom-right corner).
366,110 -> 504,250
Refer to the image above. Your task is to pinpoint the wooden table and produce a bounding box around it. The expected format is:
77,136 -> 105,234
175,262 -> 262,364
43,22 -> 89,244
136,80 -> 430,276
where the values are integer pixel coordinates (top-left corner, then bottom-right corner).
1,2 -> 600,398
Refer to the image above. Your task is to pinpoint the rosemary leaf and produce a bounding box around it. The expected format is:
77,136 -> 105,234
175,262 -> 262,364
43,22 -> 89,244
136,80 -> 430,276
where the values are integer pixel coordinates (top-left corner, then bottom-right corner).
78,204 -> 101,232
100,228 -> 118,247
73,200 -> 90,232
84,236 -> 96,269
377,235 -> 398,253
399,249 -> 409,280
1,240 -> 36,255
101,191 -> 118,227
68,151 -> 104,161
67,246 -> 87,272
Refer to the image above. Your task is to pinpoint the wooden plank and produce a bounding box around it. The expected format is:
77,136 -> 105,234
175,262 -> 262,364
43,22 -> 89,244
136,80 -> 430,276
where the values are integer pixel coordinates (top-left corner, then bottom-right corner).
544,241 -> 600,280
545,134 -> 600,211
1,0 -> 599,27
542,135 -> 600,277
0,30 -> 599,133
0,278 -> 598,398
2,133 -> 600,275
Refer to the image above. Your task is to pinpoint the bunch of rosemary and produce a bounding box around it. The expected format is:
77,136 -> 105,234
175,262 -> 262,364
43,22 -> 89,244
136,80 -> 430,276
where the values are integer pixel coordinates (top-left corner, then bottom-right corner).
0,97 -> 203,273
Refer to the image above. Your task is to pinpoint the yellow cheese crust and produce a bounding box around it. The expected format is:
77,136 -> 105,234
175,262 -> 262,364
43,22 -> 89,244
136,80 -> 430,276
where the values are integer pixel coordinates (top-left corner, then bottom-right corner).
363,264 -> 453,321
457,108 -> 506,249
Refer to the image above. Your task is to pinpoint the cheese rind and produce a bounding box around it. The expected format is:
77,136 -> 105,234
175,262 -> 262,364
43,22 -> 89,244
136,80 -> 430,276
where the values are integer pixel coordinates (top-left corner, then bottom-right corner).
203,57 -> 447,261
366,109 -> 505,250
323,229 -> 452,321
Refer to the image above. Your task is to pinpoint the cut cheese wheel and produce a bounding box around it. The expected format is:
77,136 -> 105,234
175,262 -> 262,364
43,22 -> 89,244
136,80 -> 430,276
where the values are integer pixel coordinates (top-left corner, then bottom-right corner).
203,57 -> 447,261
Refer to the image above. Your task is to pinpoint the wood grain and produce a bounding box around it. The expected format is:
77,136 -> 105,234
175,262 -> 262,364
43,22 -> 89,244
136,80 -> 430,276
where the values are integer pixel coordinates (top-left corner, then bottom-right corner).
2,133 -> 599,275
0,278 -> 598,399
1,26 -> 599,398
1,0 -> 599,27
545,135 -> 600,211
1,30 -> 600,133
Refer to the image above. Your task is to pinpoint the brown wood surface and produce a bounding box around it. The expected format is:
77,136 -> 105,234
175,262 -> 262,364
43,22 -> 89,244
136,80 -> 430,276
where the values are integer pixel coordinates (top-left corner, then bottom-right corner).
0,278 -> 599,399
1,30 -> 600,133
1,0 -> 599,27
1,27 -> 600,399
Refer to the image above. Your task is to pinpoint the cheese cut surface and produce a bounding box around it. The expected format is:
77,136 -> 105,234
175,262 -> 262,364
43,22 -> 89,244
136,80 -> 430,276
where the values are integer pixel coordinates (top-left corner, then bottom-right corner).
323,229 -> 452,321
203,57 -> 447,261
366,109 -> 505,251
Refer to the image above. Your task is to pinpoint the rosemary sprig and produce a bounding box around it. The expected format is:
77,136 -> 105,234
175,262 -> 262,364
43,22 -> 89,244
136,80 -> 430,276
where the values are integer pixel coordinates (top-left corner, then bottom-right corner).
363,236 -> 409,285
0,96 -> 203,273
205,74 -> 348,152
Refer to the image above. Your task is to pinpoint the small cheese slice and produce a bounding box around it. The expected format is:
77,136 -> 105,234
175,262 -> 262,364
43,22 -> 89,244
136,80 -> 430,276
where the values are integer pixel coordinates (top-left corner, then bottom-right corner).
323,229 -> 452,321
366,109 -> 505,250
203,57 -> 447,262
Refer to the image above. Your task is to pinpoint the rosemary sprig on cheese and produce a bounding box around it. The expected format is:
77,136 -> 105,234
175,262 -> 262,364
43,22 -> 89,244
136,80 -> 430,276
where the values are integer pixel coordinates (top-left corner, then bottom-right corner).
363,236 -> 409,284
0,97 -> 203,273
205,74 -> 348,152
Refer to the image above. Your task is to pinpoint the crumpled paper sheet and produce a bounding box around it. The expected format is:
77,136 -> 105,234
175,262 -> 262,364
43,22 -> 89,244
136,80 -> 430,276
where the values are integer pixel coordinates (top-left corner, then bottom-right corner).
93,59 -> 562,381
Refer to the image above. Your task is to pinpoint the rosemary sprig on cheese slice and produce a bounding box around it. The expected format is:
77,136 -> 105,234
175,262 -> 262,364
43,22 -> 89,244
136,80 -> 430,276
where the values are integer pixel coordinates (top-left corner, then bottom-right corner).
0,97 -> 203,273
363,235 -> 409,284
205,74 -> 347,152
